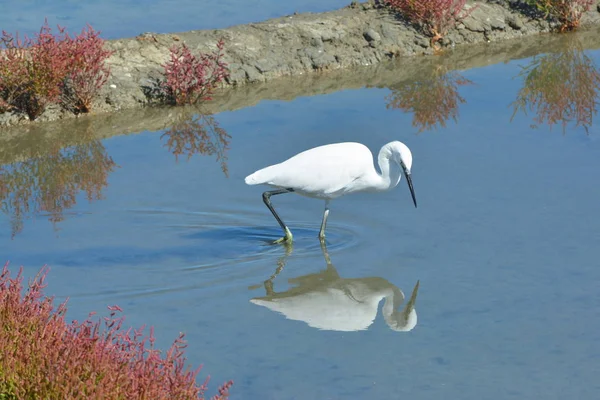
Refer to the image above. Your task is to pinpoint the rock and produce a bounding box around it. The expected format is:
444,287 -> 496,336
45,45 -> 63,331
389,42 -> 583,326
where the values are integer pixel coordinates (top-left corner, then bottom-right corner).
241,65 -> 263,82
363,28 -> 381,42
506,14 -> 525,30
489,17 -> 506,30
254,59 -> 277,73
380,23 -> 398,39
462,16 -> 487,32
414,36 -> 429,48
320,30 -> 340,42
310,36 -> 324,47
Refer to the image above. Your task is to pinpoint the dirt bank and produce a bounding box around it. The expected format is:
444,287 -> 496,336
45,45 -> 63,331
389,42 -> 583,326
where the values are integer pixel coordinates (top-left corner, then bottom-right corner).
1,0 -> 600,127
3,25 -> 600,167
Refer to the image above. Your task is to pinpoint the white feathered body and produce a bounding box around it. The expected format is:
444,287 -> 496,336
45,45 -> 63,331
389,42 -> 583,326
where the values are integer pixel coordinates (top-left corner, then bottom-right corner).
244,142 -> 384,199
250,276 -> 419,332
250,284 -> 384,331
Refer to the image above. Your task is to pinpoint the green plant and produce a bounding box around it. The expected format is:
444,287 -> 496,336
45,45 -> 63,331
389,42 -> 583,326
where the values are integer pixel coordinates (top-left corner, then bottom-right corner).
524,0 -> 595,31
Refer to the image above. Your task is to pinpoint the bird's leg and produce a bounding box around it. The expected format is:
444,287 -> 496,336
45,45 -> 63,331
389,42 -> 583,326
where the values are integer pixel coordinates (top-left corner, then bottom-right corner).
264,243 -> 292,295
319,239 -> 341,280
318,200 -> 330,241
262,189 -> 294,244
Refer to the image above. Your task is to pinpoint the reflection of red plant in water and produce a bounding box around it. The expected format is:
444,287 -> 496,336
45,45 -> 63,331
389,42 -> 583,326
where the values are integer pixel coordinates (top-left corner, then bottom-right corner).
511,39 -> 600,134
0,140 -> 116,237
161,112 -> 231,177
385,68 -> 473,132
0,263 -> 233,399
385,0 -> 474,48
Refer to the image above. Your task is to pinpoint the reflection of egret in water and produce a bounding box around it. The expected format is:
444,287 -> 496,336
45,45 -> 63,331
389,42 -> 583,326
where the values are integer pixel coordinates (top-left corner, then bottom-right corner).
249,242 -> 420,332
511,35 -> 600,134
0,138 -> 116,237
160,109 -> 230,177
385,63 -> 473,133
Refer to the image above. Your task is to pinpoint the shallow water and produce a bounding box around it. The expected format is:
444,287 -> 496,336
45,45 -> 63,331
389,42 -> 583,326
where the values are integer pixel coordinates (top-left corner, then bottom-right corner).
0,0 -> 350,39
3,37 -> 600,398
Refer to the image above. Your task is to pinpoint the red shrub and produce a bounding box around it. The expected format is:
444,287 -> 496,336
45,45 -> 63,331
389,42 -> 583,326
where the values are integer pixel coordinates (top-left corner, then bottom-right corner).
386,0 -> 474,47
61,24 -> 113,113
0,21 -> 70,119
525,0 -> 595,31
0,20 -> 112,119
0,41 -> 27,113
0,262 -> 233,399
162,39 -> 229,105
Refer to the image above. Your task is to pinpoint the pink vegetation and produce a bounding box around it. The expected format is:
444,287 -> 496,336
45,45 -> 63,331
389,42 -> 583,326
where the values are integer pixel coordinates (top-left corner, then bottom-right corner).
0,262 -> 233,399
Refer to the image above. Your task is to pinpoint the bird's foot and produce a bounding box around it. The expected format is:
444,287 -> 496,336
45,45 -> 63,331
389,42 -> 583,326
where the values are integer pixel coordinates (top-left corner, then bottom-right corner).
272,228 -> 293,245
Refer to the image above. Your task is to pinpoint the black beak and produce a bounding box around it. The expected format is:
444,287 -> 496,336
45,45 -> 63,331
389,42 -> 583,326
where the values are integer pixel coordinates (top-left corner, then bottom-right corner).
403,169 -> 417,208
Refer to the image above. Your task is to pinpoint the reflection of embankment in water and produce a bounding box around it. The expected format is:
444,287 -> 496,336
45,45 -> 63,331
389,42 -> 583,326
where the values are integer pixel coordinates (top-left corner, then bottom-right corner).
385,32 -> 600,134
0,111 -> 230,236
3,25 -> 600,166
249,242 -> 420,332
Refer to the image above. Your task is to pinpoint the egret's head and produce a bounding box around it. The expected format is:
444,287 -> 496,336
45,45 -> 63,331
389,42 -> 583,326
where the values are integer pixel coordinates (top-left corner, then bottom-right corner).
393,141 -> 413,173
391,141 -> 417,208
384,280 -> 420,332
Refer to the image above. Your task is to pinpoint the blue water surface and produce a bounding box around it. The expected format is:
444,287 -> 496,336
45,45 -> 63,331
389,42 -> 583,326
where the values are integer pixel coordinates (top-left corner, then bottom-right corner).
1,31 -> 600,400
0,0 -> 350,39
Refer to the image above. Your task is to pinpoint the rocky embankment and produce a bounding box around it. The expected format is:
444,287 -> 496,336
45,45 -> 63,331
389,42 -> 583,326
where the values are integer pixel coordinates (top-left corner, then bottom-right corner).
1,0 -> 600,127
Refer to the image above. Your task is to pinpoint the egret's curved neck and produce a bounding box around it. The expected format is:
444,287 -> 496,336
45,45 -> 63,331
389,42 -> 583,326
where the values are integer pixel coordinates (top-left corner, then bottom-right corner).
382,286 -> 417,332
375,145 -> 402,191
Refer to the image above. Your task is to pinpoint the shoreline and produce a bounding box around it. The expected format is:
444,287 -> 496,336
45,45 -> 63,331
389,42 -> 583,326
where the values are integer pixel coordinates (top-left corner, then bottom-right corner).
1,1 -> 600,128
3,25 -> 600,166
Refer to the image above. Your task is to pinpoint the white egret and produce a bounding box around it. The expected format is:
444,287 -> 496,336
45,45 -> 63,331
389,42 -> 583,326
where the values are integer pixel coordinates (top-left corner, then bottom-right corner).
245,141 -> 417,243
249,242 -> 420,332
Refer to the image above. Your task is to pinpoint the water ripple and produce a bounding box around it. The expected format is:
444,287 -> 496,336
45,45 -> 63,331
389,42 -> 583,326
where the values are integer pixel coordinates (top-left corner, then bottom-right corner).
64,207 -> 363,301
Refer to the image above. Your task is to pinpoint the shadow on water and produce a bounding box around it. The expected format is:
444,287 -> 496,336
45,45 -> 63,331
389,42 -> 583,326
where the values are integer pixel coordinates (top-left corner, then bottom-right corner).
510,33 -> 600,134
0,108 -> 230,237
249,241 -> 420,332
